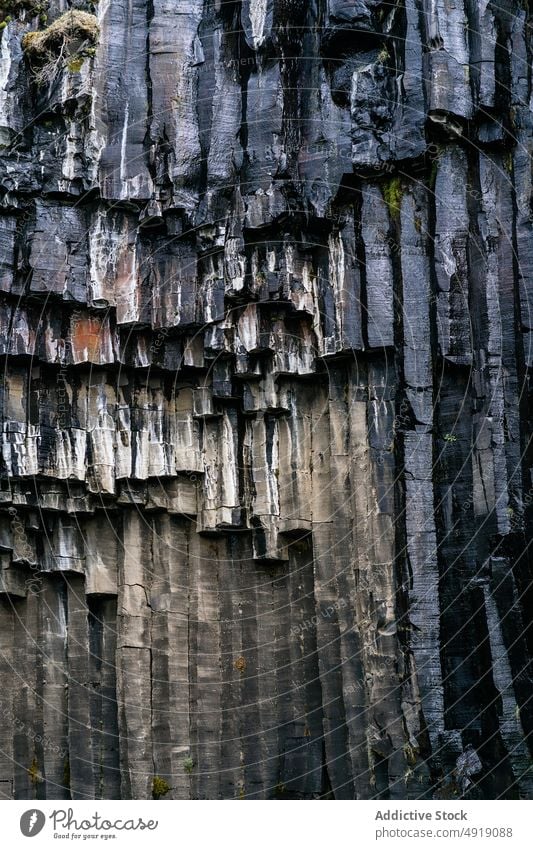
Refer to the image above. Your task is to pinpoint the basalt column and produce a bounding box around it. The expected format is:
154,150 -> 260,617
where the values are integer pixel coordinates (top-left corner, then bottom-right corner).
0,0 -> 531,800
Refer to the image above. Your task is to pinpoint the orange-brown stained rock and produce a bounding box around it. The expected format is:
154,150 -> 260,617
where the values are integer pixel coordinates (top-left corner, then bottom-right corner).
69,313 -> 116,365
70,316 -> 102,362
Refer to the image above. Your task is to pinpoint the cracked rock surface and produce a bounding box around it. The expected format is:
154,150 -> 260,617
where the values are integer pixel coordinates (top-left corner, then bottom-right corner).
0,0 -> 531,800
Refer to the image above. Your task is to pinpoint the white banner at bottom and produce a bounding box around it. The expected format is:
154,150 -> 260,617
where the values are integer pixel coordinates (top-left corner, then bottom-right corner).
1,799 -> 531,848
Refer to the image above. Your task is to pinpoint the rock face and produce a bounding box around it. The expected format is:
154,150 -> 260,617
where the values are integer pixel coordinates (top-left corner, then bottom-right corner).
0,0 -> 531,801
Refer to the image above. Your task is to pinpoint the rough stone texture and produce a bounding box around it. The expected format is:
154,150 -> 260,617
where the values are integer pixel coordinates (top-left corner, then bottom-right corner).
0,0 -> 531,801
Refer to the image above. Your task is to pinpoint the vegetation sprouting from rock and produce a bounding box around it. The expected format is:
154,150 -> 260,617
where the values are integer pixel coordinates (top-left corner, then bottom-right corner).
0,0 -> 47,27
22,10 -> 98,84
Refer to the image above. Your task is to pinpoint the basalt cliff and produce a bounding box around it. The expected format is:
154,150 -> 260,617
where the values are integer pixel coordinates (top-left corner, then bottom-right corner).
0,0 -> 531,801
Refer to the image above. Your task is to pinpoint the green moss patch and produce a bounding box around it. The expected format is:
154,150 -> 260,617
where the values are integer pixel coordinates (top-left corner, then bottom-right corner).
382,176 -> 403,218
152,775 -> 171,799
0,0 -> 47,25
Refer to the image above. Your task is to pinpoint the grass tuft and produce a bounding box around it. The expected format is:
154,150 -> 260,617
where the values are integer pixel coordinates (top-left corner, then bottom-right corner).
22,10 -> 98,84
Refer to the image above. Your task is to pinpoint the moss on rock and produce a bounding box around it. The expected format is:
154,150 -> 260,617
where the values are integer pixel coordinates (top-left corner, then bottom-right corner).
22,10 -> 98,58
152,775 -> 171,799
0,0 -> 47,25
382,176 -> 403,218
22,10 -> 98,84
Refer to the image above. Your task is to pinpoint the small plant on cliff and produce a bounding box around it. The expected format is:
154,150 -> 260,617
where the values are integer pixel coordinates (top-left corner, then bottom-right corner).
443,432 -> 458,443
0,0 -> 47,26
22,10 -> 98,85
28,756 -> 43,785
377,44 -> 390,64
382,176 -> 403,218
234,655 -> 246,674
403,742 -> 418,766
183,757 -> 194,774
403,766 -> 414,785
152,775 -> 171,799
